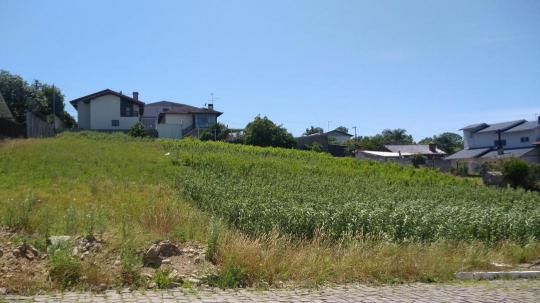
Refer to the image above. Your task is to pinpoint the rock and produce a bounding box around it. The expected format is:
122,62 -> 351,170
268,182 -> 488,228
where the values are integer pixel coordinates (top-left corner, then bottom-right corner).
96,283 -> 107,292
148,282 -> 157,289
143,240 -> 180,268
114,260 -> 121,266
162,258 -> 171,265
0,287 -> 6,295
483,171 -> 504,187
72,247 -> 79,256
12,244 -> 39,260
194,257 -> 201,264
80,251 -> 90,260
143,244 -> 162,268
49,235 -> 71,246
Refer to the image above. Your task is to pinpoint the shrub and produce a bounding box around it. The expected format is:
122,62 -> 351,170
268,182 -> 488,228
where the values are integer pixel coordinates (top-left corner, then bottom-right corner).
153,269 -> 174,289
502,159 -> 530,189
216,264 -> 247,288
128,122 -> 146,138
48,243 -> 81,289
411,155 -> 426,168
309,142 -> 323,153
120,244 -> 142,286
206,218 -> 223,263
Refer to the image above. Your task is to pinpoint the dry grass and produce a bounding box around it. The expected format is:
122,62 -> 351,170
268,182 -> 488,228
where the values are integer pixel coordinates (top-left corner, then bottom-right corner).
217,230 -> 540,286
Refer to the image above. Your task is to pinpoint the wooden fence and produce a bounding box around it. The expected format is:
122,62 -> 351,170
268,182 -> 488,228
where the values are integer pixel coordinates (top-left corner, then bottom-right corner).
26,112 -> 55,138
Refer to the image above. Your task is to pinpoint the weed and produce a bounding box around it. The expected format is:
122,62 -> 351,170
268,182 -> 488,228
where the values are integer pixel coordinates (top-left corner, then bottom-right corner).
1,197 -> 37,231
63,204 -> 79,235
48,242 -> 81,289
119,244 -> 142,286
153,269 -> 174,289
206,218 -> 223,263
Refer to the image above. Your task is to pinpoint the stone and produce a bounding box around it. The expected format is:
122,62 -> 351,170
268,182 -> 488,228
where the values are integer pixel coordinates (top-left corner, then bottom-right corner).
186,277 -> 201,285
114,260 -> 121,266
0,287 -> 6,295
12,248 -> 21,258
162,258 -> 171,264
483,171 -> 504,187
49,235 -> 71,246
143,240 -> 180,268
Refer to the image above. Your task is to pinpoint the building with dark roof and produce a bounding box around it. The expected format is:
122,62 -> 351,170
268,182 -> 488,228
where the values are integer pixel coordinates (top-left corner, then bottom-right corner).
446,117 -> 540,172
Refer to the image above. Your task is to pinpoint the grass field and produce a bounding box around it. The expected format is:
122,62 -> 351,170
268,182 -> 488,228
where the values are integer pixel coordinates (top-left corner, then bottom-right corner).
1,132 -> 539,292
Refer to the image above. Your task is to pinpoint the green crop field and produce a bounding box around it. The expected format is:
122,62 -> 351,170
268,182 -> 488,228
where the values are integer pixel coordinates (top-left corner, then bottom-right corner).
165,139 -> 540,242
1,132 -> 540,292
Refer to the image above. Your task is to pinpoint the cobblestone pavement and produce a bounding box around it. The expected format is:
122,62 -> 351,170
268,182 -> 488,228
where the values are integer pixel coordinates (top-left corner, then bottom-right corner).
3,280 -> 540,302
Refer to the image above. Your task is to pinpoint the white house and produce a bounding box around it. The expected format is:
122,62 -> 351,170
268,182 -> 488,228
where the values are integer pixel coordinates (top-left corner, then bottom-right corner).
446,117 -> 540,172
69,89 -> 143,131
141,101 -> 222,139
325,129 -> 353,144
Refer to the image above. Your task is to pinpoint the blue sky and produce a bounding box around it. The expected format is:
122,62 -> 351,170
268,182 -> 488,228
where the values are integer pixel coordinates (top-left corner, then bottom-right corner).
1,0 -> 539,139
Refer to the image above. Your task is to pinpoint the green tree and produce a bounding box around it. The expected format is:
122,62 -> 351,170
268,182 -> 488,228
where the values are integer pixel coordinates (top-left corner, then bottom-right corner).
0,70 -> 75,127
380,129 -> 413,145
419,133 -> 463,154
303,126 -> 323,136
502,159 -> 530,189
244,116 -> 296,148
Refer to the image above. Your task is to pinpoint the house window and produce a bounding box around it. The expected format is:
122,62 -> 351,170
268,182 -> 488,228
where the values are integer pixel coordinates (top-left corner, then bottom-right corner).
111,120 -> 119,127
120,99 -> 135,117
494,139 -> 506,146
197,116 -> 209,127
520,137 -> 529,143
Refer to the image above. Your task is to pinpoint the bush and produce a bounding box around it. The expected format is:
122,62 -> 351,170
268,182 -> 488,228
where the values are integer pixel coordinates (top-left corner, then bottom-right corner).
206,218 -> 223,264
1,197 -> 37,231
48,243 -> 81,289
120,244 -> 142,286
153,269 -> 174,289
411,155 -> 426,168
216,264 -> 247,288
502,159 -> 530,189
128,122 -> 146,138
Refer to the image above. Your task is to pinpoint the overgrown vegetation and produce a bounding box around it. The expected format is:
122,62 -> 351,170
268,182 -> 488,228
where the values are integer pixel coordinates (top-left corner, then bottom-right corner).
167,139 -> 540,242
1,132 -> 539,293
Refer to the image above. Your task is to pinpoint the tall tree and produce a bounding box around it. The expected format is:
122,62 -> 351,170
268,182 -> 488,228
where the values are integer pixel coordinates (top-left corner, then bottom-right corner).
432,132 -> 463,154
303,126 -> 323,136
0,70 -> 75,127
244,116 -> 296,148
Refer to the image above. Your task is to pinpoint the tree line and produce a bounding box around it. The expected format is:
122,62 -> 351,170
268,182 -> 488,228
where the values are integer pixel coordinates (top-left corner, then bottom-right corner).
0,70 -> 75,127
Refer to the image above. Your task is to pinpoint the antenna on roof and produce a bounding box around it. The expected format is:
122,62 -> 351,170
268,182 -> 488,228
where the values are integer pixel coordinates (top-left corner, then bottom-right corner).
207,92 -> 218,110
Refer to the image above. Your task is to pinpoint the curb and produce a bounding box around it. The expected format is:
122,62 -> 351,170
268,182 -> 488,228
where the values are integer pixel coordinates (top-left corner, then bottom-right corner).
455,271 -> 540,280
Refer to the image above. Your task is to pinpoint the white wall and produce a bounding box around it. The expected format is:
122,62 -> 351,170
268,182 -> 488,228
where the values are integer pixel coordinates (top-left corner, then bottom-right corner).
77,102 -> 91,129
504,130 -> 536,149
163,113 -> 193,128
89,95 -> 139,130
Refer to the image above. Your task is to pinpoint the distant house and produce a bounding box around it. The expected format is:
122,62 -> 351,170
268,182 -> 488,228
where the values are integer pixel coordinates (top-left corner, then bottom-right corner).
295,128 -> 352,157
355,144 -> 446,160
325,129 -> 353,144
141,101 -> 222,139
446,118 -> 540,172
69,89 -> 222,139
69,89 -> 144,131
355,144 -> 449,170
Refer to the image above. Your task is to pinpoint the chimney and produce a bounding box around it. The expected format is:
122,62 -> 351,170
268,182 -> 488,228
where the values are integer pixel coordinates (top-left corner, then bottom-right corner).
208,103 -> 214,110
132,92 -> 139,102
428,143 -> 437,153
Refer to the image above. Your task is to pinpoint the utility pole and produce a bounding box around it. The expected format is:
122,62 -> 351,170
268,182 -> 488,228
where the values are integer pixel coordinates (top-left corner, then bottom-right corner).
52,84 -> 56,133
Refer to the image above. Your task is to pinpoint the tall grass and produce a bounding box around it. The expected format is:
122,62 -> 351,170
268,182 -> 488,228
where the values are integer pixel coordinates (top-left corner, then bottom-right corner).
1,132 -> 539,291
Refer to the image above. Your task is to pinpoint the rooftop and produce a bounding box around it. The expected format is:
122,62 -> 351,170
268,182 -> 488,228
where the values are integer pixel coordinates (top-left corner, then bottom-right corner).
475,120 -> 526,134
384,144 -> 446,155
69,89 -> 145,108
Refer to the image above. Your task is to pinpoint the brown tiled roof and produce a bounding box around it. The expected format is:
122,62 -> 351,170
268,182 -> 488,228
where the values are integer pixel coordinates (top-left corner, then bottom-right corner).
69,89 -> 144,108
